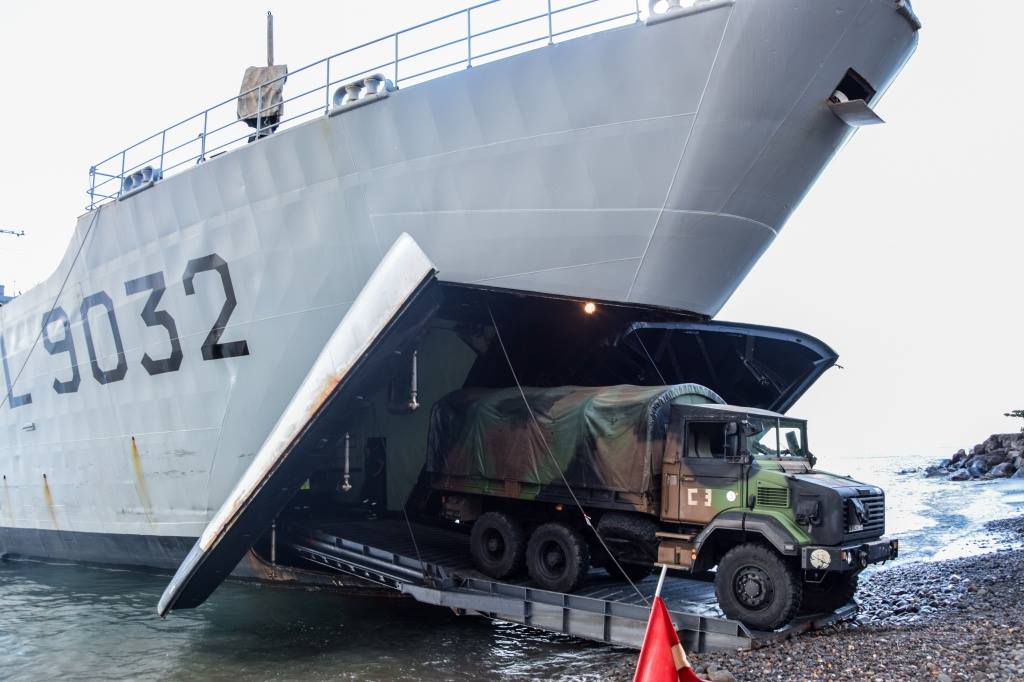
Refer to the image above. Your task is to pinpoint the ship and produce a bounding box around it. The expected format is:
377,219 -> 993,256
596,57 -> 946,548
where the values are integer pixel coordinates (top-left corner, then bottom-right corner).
0,0 -> 919,592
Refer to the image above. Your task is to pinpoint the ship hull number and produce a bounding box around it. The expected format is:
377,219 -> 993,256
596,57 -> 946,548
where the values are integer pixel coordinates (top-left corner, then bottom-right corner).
3,253 -> 248,409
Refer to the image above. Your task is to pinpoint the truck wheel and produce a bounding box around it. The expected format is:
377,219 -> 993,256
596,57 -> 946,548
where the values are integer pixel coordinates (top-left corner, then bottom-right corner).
596,512 -> 658,570
801,572 -> 860,615
714,543 -> 802,631
526,522 -> 590,593
470,512 -> 526,579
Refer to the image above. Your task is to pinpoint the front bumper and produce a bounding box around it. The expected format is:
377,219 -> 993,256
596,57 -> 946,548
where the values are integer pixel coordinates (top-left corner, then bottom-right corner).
800,537 -> 898,572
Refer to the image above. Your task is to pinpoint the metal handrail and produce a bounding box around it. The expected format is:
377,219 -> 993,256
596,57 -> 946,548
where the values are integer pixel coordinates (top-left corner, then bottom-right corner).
88,0 -> 646,210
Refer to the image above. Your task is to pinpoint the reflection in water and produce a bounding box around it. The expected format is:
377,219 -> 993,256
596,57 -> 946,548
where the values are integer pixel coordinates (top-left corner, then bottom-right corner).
0,560 -> 627,681
1,454 -> 1022,681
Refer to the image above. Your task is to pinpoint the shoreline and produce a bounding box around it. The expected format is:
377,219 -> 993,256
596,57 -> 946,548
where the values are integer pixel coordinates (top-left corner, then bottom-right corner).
606,515 -> 1024,681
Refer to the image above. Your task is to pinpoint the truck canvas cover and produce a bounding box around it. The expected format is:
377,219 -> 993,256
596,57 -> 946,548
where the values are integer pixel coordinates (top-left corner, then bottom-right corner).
425,384 -> 723,502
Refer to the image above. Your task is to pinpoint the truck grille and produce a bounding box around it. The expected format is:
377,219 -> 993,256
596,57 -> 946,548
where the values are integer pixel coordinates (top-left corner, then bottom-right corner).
756,484 -> 790,508
845,494 -> 885,537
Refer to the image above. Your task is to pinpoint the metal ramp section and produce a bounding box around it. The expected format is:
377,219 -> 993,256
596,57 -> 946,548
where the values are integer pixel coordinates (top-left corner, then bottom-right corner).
287,520 -> 856,652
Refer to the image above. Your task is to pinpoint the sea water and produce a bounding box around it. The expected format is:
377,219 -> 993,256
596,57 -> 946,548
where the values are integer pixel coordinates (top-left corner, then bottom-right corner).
1,454 -> 1022,681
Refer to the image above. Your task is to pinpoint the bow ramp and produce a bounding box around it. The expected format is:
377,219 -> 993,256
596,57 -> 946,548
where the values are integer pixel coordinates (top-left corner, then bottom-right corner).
158,233 -> 441,615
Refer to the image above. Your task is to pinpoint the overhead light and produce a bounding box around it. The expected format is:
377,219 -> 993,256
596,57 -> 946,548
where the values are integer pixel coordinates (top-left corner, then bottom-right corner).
583,301 -> 597,315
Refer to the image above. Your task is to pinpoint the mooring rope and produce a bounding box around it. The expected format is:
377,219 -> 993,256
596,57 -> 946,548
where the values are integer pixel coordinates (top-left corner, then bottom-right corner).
0,209 -> 101,411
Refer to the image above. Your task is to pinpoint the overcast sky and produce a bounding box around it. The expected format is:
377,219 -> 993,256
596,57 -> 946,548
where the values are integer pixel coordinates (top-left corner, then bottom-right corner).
0,1 -> 1018,464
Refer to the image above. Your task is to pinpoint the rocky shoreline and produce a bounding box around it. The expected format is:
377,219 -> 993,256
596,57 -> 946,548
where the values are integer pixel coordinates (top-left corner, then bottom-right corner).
605,516 -> 1024,681
921,432 -> 1024,481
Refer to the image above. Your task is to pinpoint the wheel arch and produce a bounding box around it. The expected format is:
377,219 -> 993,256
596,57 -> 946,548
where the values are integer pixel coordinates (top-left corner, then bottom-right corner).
693,511 -> 801,572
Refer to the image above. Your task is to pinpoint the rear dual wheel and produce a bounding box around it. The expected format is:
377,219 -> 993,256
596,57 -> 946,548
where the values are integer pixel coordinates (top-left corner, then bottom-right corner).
526,522 -> 591,593
470,515 -> 592,593
470,511 -> 526,579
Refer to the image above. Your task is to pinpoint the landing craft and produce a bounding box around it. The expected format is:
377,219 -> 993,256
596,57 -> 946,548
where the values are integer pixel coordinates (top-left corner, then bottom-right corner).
0,0 -> 918,625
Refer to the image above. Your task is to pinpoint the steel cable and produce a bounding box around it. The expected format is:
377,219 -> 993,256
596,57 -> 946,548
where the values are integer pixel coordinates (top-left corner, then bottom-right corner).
0,209 -> 101,411
486,305 -> 650,606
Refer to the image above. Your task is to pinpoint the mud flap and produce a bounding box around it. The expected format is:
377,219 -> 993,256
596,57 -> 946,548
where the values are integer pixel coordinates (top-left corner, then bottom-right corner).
158,234 -> 441,615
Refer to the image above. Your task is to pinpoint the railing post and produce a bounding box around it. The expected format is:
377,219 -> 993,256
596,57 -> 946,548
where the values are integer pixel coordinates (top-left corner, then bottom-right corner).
159,130 -> 166,172
325,60 -> 331,113
394,33 -> 400,84
119,150 -> 126,198
89,166 -> 96,210
257,88 -> 263,138
548,0 -> 554,44
635,0 -> 642,22
200,110 -> 208,162
466,9 -> 472,68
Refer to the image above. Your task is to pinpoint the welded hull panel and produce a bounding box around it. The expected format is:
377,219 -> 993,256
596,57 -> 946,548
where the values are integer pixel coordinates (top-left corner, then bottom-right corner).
0,0 -> 917,567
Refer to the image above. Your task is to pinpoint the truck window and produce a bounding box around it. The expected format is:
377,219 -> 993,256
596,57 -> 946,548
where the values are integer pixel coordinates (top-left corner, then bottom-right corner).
686,422 -> 726,458
747,418 -> 807,459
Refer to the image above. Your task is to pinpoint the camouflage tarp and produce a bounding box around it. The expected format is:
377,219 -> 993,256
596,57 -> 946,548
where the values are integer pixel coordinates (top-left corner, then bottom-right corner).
425,384 -> 723,499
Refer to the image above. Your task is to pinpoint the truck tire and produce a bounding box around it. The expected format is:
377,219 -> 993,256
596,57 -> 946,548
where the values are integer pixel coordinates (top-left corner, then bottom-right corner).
596,512 -> 658,573
526,522 -> 590,593
714,543 -> 802,631
470,512 -> 526,579
801,572 -> 860,615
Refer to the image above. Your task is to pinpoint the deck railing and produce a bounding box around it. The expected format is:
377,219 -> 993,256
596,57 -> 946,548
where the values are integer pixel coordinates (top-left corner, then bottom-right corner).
87,0 -> 648,210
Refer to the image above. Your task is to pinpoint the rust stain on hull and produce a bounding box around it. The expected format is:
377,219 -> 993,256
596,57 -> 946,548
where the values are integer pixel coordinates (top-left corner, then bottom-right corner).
130,437 -> 155,524
2,477 -> 14,525
42,475 -> 58,529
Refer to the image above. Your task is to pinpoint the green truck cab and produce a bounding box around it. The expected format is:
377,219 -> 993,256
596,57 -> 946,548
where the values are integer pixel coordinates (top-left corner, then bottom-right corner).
419,384 -> 896,630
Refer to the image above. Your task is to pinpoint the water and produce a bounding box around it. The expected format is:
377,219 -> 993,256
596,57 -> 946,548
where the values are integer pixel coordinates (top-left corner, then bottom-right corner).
2,456 -> 1022,681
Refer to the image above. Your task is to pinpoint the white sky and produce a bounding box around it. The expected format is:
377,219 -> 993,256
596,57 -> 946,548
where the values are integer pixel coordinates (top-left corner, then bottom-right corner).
0,1 -> 1019,464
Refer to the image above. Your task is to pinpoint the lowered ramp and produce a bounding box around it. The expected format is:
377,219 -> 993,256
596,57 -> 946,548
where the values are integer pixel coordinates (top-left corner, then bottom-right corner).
286,519 -> 856,652
158,234 -> 441,615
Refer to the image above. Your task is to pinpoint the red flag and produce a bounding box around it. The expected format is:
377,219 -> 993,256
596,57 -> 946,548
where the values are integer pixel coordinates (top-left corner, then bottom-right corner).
633,596 -> 707,682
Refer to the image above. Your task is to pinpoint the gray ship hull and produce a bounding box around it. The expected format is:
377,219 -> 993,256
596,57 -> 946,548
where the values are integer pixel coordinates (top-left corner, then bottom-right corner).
0,0 -> 918,572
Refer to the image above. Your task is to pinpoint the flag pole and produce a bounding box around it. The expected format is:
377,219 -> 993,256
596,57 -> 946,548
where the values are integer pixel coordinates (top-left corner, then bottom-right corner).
654,564 -> 668,599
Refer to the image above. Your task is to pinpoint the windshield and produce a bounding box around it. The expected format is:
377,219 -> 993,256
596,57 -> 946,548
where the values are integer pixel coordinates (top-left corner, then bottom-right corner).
746,418 -> 808,459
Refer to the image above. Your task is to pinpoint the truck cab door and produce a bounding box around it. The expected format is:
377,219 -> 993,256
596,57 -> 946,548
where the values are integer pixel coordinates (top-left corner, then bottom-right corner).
662,413 -> 743,524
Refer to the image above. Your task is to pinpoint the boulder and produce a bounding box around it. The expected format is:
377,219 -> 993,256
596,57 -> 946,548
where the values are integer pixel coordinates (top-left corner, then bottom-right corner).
981,450 -> 1009,467
983,435 -> 1004,452
949,469 -> 971,481
968,459 -> 990,478
989,462 -> 1016,478
952,448 -> 968,463
924,464 -> 947,477
971,443 -> 986,456
1013,467 -> 1024,480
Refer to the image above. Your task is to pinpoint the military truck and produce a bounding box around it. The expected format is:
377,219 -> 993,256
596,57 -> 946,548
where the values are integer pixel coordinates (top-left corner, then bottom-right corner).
419,383 -> 897,630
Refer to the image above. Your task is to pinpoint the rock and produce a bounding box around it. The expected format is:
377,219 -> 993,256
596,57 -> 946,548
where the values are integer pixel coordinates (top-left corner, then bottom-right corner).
984,435 -> 1003,452
925,464 -> 948,477
968,459 -> 991,478
952,448 -> 968,463
982,451 -> 1010,466
897,467 -> 920,475
990,462 -> 1016,478
971,443 -> 986,456
937,674 -> 953,682
1013,467 -> 1024,480
707,671 -> 736,682
949,469 -> 971,481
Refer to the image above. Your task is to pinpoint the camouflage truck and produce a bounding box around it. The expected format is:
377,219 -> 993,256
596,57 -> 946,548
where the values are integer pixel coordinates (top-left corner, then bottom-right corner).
419,384 -> 897,631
